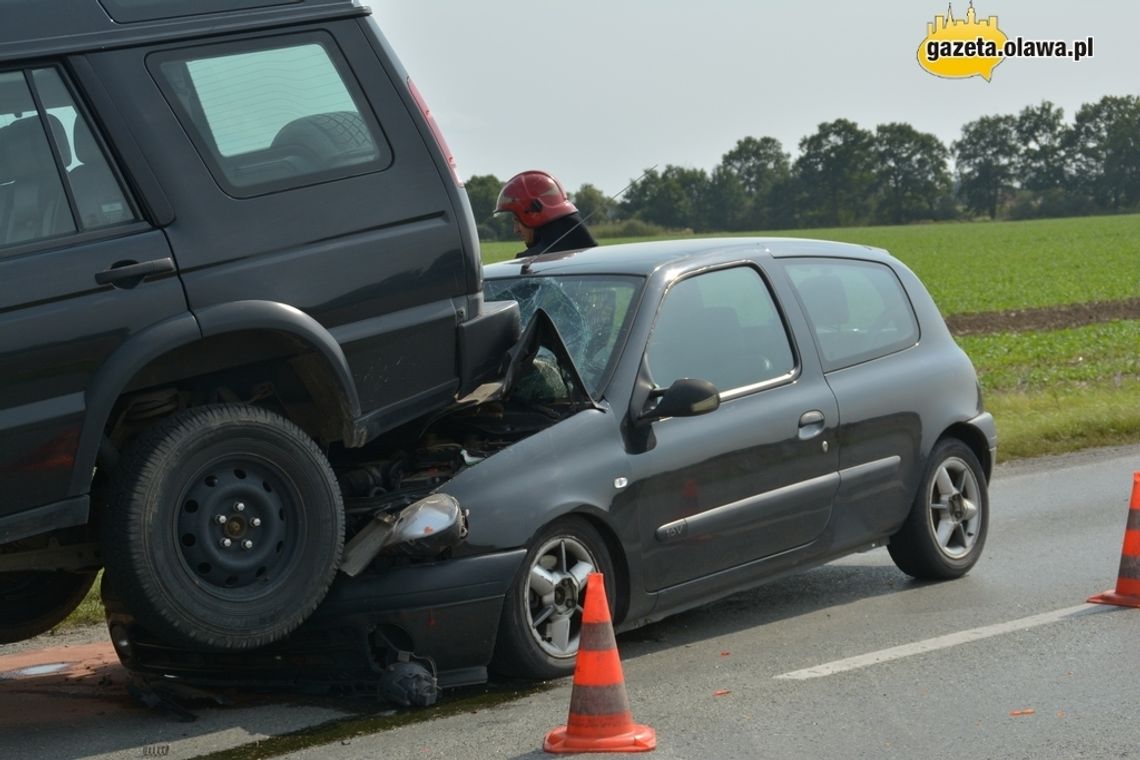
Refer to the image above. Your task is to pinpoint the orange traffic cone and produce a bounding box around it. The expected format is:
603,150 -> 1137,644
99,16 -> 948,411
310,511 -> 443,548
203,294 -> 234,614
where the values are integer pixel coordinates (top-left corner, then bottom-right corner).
544,572 -> 656,754
1089,472 -> 1140,608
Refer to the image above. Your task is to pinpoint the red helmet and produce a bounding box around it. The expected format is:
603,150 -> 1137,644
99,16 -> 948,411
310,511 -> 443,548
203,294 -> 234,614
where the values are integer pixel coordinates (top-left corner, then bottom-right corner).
495,170 -> 577,228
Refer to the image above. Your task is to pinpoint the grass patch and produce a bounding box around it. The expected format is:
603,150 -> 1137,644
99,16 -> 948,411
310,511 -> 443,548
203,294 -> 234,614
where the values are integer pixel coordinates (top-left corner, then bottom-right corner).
985,383 -> 1140,460
64,571 -> 105,627
481,213 -> 1140,317
757,215 -> 1140,316
52,571 -> 103,633
960,320 -> 1139,393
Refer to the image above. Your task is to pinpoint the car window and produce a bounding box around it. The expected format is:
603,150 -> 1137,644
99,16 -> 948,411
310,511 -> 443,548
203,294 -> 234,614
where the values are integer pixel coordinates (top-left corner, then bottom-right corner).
154,37 -> 389,196
784,258 -> 919,370
646,266 -> 796,393
0,68 -> 136,250
484,275 -> 642,397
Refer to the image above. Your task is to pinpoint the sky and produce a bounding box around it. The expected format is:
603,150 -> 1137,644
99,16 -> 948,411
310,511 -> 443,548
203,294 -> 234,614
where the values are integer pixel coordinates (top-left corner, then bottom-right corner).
371,0 -> 1140,196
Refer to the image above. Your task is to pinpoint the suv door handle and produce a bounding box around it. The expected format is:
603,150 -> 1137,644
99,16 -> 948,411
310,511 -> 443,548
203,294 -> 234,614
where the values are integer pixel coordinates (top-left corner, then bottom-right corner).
95,257 -> 175,286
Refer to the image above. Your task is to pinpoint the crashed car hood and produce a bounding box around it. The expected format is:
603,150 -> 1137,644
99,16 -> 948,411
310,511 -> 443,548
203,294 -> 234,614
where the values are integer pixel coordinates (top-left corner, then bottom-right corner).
497,307 -> 597,408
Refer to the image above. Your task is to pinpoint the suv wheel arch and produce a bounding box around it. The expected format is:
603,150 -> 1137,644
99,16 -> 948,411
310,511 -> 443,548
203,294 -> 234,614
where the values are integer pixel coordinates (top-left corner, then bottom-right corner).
70,303 -> 363,498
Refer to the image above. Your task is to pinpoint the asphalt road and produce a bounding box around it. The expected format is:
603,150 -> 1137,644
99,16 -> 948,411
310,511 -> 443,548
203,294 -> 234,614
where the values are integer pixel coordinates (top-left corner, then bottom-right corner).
2,445 -> 1138,760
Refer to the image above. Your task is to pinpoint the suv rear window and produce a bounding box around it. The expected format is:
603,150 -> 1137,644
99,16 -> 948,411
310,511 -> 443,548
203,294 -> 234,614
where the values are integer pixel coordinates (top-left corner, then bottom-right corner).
784,258 -> 919,371
153,36 -> 390,196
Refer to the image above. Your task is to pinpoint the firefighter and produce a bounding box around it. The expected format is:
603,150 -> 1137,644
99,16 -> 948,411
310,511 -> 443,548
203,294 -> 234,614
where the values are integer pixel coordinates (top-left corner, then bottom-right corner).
494,170 -> 598,258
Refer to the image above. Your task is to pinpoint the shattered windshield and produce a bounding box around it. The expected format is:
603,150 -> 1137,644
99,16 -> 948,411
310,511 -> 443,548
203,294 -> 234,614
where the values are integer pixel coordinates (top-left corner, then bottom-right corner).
484,275 -> 643,397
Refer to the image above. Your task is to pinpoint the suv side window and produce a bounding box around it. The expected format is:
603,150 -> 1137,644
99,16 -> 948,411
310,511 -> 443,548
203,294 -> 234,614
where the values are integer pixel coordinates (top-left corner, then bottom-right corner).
784,258 -> 919,370
153,37 -> 390,196
0,68 -> 136,249
646,266 -> 796,394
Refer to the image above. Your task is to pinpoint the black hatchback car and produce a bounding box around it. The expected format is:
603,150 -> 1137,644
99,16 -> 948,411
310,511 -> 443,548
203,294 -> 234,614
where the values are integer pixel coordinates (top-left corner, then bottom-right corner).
109,237 -> 996,690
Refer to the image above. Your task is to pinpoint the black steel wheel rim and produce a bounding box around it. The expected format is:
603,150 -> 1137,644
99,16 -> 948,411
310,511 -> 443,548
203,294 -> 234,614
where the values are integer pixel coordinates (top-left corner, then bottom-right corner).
175,455 -> 300,593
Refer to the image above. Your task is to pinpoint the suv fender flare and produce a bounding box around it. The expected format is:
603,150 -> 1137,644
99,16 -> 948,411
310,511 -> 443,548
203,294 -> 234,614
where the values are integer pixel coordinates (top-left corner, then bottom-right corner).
69,302 -> 363,497
196,300 -> 364,440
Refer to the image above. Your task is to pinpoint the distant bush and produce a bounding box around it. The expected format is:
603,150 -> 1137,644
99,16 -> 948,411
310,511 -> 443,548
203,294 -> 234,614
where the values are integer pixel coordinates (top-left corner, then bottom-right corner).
1008,189 -> 1100,221
591,219 -> 692,238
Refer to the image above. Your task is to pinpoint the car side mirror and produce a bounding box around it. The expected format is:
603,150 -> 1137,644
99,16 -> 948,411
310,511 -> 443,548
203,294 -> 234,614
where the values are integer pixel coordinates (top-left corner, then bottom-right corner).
640,378 -> 720,422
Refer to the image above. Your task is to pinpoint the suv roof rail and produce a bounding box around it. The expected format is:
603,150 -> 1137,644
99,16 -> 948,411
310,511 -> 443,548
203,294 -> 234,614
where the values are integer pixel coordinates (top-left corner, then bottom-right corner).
0,0 -> 365,63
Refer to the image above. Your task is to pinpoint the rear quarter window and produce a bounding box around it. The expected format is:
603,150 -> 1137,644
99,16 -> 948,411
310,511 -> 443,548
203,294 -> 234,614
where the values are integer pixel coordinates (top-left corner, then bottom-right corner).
784,258 -> 919,371
151,34 -> 391,197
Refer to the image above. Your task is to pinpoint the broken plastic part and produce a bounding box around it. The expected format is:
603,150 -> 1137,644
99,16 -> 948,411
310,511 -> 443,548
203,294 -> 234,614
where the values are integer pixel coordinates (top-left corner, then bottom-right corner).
378,660 -> 439,707
340,494 -> 467,576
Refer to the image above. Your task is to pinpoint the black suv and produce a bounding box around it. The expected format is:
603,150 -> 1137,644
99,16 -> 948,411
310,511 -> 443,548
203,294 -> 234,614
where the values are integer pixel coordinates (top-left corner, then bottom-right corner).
0,0 -> 519,650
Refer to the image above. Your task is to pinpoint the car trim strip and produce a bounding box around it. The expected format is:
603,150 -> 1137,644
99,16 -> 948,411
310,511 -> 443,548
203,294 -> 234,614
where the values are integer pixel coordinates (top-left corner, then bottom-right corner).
717,369 -> 799,402
655,472 -> 840,544
837,455 -> 902,487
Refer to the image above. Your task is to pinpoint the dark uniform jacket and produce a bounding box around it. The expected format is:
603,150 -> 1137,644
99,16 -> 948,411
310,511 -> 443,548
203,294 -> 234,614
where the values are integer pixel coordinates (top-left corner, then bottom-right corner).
515,212 -> 598,258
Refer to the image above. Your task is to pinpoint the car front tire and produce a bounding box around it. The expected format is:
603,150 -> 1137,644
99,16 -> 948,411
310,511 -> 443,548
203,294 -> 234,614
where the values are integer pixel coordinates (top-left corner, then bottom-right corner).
102,404 -> 344,650
492,517 -> 615,680
889,438 -> 989,580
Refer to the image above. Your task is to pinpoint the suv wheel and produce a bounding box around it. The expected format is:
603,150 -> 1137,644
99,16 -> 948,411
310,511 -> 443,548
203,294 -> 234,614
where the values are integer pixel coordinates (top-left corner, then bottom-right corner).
102,404 -> 344,650
0,571 -> 97,644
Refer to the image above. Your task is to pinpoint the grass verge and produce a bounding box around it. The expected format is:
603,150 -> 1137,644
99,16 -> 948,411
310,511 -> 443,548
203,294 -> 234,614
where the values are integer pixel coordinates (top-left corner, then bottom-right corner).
985,383 -> 1140,461
959,320 -> 1139,393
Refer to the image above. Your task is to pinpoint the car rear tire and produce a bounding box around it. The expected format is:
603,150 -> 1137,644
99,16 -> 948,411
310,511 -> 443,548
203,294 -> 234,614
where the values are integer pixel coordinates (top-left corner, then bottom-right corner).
889,438 -> 988,580
102,404 -> 344,651
0,571 -> 97,644
492,517 -> 615,680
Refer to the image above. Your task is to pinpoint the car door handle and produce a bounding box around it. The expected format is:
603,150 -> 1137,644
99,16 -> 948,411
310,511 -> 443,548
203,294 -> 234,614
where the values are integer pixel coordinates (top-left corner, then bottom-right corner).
95,257 -> 176,286
799,410 -> 825,427
798,410 -> 826,440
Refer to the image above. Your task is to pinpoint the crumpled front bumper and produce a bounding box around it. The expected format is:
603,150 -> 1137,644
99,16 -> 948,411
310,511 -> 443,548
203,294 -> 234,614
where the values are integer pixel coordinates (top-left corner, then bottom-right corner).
105,548 -> 527,692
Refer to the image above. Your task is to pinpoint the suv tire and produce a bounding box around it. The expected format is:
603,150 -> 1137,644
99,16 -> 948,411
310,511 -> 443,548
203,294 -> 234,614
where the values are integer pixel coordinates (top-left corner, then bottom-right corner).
102,404 -> 344,650
0,570 -> 97,644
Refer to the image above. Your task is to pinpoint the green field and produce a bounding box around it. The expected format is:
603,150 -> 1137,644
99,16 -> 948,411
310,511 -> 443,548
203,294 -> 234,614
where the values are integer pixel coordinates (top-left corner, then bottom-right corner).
957,321 -> 1138,393
481,214 -> 1140,316
483,214 -> 1140,461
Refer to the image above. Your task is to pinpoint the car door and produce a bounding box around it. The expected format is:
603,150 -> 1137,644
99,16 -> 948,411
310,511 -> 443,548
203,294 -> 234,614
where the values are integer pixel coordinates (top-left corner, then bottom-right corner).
783,257 -> 925,538
0,66 -> 183,527
627,264 -> 840,591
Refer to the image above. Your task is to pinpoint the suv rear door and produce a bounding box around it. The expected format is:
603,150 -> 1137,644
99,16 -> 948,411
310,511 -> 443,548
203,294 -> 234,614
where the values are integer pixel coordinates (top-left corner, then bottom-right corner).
85,18 -> 473,433
0,66 -> 183,534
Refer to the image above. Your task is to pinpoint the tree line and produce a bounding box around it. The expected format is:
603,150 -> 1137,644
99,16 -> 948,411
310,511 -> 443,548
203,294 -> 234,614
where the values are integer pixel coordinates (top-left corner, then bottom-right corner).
467,94 -> 1140,239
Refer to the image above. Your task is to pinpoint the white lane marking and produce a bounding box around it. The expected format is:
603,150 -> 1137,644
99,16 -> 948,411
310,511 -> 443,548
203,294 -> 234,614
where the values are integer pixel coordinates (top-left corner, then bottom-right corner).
775,603 -> 1103,680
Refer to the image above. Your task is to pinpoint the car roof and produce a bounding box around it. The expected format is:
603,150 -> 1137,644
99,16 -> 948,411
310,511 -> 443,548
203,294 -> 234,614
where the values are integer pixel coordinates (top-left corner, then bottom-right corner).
0,0 -> 364,62
484,237 -> 891,279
